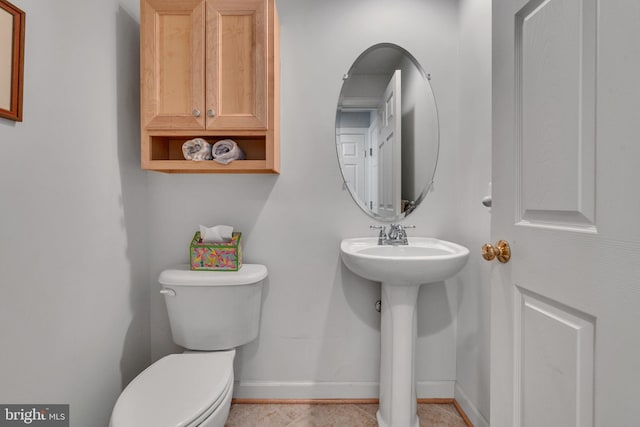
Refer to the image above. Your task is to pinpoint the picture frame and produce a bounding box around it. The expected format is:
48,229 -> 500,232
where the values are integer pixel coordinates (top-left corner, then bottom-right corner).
0,0 -> 24,122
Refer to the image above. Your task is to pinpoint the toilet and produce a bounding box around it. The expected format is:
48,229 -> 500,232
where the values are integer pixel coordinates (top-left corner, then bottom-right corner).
110,264 -> 267,427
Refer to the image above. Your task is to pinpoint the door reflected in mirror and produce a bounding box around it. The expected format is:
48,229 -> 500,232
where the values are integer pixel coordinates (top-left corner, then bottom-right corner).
336,43 -> 439,221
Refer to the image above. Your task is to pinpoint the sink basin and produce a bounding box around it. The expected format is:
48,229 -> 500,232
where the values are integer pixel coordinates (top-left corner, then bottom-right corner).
340,237 -> 469,284
340,236 -> 469,427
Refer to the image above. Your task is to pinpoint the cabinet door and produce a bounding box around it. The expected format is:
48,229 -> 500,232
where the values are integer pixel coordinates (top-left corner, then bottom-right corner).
206,0 -> 267,129
141,0 -> 205,129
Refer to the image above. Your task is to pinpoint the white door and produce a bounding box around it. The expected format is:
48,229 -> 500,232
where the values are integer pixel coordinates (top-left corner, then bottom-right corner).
491,1 -> 640,426
377,70 -> 401,219
369,112 -> 380,212
337,130 -> 368,210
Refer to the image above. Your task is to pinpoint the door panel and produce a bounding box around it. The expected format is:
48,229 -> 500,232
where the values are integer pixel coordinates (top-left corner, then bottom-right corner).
206,0 -> 267,129
516,287 -> 595,427
492,0 -> 640,426
338,131 -> 367,208
377,70 -> 401,218
141,0 -> 205,129
516,0 -> 596,231
220,15 -> 255,116
157,15 -> 191,114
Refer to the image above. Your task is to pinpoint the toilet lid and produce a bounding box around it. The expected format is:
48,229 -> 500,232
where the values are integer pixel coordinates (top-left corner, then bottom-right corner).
159,264 -> 268,287
111,350 -> 234,427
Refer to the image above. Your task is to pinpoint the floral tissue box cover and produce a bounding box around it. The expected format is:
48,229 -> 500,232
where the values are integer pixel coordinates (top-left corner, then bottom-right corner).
190,231 -> 242,271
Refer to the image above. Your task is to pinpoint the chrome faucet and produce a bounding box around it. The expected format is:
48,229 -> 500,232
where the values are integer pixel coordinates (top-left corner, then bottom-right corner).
371,224 -> 415,245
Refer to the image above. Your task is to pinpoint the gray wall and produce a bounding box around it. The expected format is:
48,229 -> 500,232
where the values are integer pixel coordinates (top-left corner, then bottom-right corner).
148,0 -> 463,399
0,1 -> 149,427
0,0 -> 493,424
454,0 -> 492,425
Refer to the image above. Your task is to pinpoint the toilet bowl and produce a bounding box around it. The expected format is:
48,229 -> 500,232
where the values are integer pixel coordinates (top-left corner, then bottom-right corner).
110,351 -> 234,427
110,264 -> 267,427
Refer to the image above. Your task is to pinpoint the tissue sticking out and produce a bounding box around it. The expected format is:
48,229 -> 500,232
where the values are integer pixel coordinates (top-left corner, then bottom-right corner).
199,225 -> 234,243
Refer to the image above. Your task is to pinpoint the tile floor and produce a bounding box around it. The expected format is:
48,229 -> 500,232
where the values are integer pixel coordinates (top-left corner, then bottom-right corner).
225,402 -> 469,426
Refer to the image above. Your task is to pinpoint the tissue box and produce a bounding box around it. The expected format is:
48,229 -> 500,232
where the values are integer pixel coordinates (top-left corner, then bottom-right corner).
190,231 -> 242,271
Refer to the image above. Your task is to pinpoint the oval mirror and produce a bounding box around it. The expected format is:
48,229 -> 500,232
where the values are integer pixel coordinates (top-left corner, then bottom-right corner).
336,43 -> 439,221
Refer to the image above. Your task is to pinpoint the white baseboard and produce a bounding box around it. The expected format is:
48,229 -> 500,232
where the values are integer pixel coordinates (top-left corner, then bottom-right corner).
233,380 -> 455,400
454,383 -> 489,427
233,381 -> 379,399
416,380 -> 455,398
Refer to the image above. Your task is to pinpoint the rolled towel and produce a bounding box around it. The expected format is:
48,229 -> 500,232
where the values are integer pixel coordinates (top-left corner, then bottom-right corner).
199,225 -> 234,243
182,138 -> 213,161
212,139 -> 245,164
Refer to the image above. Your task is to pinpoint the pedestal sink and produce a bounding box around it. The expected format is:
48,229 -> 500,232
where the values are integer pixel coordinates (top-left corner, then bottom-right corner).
340,237 -> 469,427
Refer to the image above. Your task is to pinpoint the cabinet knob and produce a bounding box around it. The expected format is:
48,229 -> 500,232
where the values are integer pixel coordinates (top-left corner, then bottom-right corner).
207,109 -> 216,118
192,109 -> 201,117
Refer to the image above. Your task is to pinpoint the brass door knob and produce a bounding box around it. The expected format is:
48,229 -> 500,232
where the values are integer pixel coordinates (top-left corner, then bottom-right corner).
482,240 -> 511,263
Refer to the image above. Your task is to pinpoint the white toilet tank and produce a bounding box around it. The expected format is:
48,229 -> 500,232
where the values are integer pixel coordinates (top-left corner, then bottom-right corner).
159,264 -> 267,351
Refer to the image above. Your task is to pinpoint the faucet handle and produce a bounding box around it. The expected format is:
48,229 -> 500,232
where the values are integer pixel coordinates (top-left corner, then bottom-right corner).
370,225 -> 387,244
397,225 -> 415,236
370,224 -> 386,234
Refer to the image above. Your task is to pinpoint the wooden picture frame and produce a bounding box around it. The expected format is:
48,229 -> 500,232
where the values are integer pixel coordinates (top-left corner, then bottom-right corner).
0,0 -> 24,122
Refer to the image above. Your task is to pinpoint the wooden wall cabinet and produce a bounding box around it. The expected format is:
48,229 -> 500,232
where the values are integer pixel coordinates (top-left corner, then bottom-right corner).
140,0 -> 279,173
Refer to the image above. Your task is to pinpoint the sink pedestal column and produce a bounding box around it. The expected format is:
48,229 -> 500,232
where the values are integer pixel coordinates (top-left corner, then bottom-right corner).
377,282 -> 420,427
